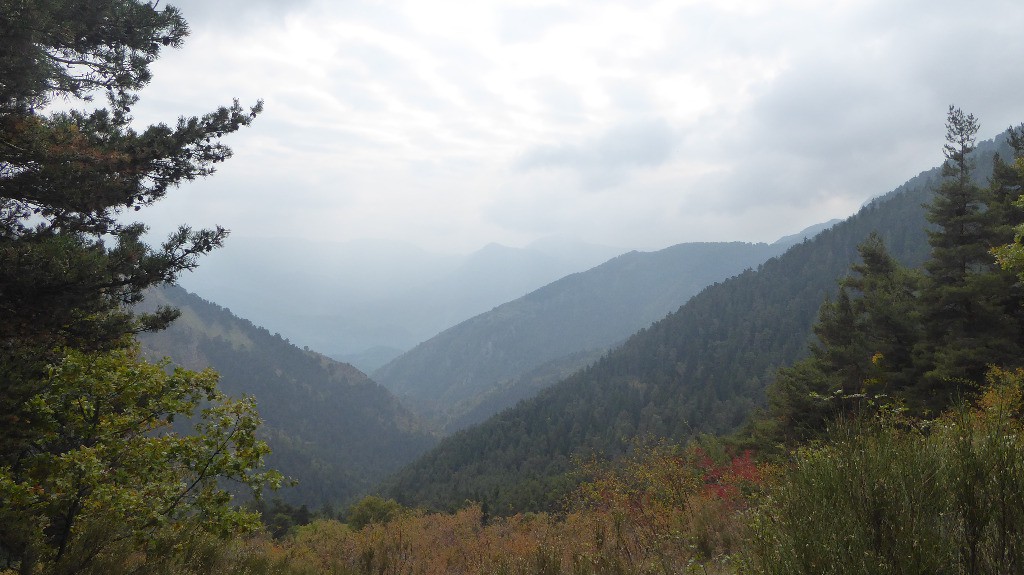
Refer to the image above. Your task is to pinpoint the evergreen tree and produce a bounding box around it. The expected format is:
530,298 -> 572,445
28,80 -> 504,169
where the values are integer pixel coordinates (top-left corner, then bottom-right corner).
986,126 -> 1024,345
993,134 -> 1024,278
986,148 -> 1024,247
765,110 -> 1024,443
1,1 -> 261,354
924,107 -> 986,285
766,234 -> 921,442
915,108 -> 1022,405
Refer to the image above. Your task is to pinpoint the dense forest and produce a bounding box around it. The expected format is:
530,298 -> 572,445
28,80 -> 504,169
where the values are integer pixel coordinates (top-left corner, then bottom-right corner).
137,286 -> 437,507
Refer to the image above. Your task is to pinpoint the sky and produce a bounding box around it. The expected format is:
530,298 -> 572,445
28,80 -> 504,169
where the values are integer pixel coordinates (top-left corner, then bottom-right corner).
130,0 -> 1024,254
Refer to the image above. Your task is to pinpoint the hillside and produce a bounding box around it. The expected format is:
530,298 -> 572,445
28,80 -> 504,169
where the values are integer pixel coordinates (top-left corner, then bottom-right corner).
384,133 -> 1014,514
136,285 -> 438,508
374,232 -> 834,432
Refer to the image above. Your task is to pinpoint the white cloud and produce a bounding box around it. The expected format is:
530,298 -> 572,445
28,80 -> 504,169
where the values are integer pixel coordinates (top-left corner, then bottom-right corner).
516,119 -> 676,190
130,0 -> 1024,253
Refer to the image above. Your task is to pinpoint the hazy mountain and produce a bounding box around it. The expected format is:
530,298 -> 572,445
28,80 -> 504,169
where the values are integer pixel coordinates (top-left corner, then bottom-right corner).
177,237 -> 625,371
334,345 -> 408,374
374,227 -> 837,432
136,285 -> 437,508
384,134 -> 1014,514
771,219 -> 842,246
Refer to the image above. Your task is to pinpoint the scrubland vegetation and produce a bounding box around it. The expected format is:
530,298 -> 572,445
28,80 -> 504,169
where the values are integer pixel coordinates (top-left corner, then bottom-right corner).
61,366 -> 1024,575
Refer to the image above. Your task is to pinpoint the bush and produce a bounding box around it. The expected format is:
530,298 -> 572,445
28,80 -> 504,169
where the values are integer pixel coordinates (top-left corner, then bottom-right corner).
751,367 -> 1024,575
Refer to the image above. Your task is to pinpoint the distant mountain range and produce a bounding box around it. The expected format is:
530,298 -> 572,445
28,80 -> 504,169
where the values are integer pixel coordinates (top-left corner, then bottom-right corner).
136,220 -> 841,509
373,222 -> 838,432
136,285 -> 437,508
383,133 -> 1015,514
177,237 -> 626,371
133,219 -> 837,509
135,134 -> 1013,514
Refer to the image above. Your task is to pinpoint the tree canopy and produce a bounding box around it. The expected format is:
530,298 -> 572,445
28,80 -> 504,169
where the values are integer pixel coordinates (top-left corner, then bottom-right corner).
1,0 -> 261,353
0,345 -> 278,573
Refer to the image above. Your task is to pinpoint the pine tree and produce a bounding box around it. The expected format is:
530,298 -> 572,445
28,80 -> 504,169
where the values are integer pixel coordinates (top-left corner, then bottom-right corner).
1,0 -> 261,352
986,126 -> 1024,345
993,131 -> 1024,277
915,108 -> 1022,406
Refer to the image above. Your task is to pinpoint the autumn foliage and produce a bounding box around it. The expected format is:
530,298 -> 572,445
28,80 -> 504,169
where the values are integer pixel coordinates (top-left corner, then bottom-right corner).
58,364 -> 1024,575
132,442 -> 765,575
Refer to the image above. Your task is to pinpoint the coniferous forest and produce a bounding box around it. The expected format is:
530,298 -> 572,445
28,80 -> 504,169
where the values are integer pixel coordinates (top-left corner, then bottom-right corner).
4,2 -> 1024,575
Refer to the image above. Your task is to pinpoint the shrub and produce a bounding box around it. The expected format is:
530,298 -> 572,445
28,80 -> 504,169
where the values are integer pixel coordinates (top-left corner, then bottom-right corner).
750,367 -> 1024,575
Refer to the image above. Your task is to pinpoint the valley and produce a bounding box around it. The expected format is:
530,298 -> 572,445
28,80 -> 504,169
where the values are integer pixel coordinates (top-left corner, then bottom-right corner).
7,3 -> 1024,571
139,131 -> 1013,515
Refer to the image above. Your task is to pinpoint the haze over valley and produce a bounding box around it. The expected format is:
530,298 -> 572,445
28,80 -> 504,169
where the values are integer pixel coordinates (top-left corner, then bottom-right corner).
177,236 -> 627,370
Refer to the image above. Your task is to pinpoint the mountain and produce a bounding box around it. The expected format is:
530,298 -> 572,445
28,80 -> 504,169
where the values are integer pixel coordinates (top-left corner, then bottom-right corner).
384,133 -> 1014,514
136,285 -> 437,508
373,231 -> 836,432
771,219 -> 842,246
334,345 -> 408,374
177,237 -> 625,371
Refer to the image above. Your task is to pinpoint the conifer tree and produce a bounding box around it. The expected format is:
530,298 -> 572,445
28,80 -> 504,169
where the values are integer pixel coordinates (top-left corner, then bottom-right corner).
986,127 -> 1024,343
766,109 -> 1024,443
1,1 -> 262,354
915,108 -> 1022,405
993,133 -> 1024,277
766,233 -> 921,442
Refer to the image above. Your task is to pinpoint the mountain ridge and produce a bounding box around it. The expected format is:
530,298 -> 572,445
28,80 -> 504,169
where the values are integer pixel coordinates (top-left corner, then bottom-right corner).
374,226 -> 838,432
383,132 -> 1014,514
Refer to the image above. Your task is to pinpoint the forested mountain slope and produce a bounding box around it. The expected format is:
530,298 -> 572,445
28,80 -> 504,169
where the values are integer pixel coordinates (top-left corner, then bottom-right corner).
385,134 -> 1012,514
375,231 -> 833,432
137,285 -> 437,508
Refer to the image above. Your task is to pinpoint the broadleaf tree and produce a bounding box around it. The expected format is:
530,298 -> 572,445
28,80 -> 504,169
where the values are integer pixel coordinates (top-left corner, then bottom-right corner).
0,344 -> 280,574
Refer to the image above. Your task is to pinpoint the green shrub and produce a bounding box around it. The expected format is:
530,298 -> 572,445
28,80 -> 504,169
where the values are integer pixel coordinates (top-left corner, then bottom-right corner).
750,368 -> 1024,575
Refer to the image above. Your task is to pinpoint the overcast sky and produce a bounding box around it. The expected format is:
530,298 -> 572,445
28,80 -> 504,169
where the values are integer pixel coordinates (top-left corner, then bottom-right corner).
131,0 -> 1024,254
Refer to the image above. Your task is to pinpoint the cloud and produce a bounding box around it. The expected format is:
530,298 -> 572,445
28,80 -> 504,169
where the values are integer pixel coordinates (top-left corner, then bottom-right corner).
132,0 -> 1024,256
528,78 -> 586,125
516,119 -> 675,190
497,6 -> 576,44
167,0 -> 315,30
658,0 -> 1024,221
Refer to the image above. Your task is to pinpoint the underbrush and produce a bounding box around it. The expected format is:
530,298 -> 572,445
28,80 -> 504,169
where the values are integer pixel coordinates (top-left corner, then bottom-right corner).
49,367 -> 1024,575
